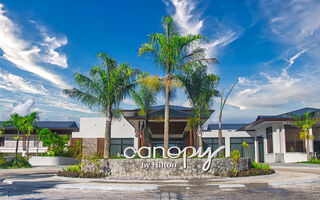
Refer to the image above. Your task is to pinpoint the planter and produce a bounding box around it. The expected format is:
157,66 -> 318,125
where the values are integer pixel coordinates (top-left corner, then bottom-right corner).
81,158 -> 251,180
29,156 -> 79,166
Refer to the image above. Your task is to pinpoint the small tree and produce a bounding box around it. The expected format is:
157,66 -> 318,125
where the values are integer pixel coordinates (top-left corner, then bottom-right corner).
2,114 -> 24,159
131,74 -> 159,150
292,112 -> 319,161
39,128 -> 69,156
218,81 -> 238,156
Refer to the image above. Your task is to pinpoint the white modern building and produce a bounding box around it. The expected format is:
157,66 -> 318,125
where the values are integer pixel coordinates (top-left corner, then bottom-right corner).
72,106 -> 320,163
0,121 -> 79,156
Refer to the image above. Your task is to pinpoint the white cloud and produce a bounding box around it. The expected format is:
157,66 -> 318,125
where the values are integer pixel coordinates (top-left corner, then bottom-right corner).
166,0 -> 238,72
286,49 -> 307,67
0,69 -> 47,95
260,0 -> 320,56
0,3 -> 70,89
170,0 -> 203,35
228,68 -> 319,110
10,99 -> 35,117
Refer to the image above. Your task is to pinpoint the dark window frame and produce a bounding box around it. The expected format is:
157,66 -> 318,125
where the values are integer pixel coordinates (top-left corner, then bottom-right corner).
110,138 -> 134,156
230,137 -> 255,161
266,127 -> 273,153
202,137 -> 226,155
285,125 -> 306,153
0,137 -> 4,147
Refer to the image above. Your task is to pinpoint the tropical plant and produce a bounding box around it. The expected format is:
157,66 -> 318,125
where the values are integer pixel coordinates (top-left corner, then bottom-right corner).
139,16 -> 216,154
63,53 -> 140,158
23,112 -> 39,155
185,117 -> 197,149
176,65 -> 219,150
218,81 -> 238,156
39,128 -> 70,156
242,141 -> 249,159
2,114 -> 24,159
131,74 -> 159,149
292,112 -> 319,161
231,149 -> 240,165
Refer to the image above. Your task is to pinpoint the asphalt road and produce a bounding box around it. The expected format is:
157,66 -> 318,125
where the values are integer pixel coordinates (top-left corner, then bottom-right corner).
0,166 -> 320,200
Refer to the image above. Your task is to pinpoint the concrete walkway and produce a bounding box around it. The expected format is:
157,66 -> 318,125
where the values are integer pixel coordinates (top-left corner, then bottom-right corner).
1,164 -> 320,191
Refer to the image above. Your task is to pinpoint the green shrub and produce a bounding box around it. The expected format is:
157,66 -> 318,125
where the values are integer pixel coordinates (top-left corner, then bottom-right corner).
0,153 -> 6,166
299,158 -> 320,164
39,128 -> 70,157
231,150 -> 240,164
1,156 -> 32,169
63,163 -> 82,173
227,168 -> 275,177
251,162 -> 271,170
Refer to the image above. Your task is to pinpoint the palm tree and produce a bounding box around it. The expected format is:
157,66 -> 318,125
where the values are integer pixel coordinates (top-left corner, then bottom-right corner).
176,65 -> 219,150
2,114 -> 24,158
131,74 -> 159,149
63,53 -> 140,158
293,112 -> 319,161
218,81 -> 238,156
139,16 -> 216,154
23,112 -> 39,155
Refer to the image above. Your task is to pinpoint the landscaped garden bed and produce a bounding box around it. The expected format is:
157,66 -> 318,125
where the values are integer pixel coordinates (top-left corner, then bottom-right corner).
298,158 -> 320,165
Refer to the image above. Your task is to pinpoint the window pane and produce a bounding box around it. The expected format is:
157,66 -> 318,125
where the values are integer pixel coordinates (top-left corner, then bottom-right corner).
231,138 -> 242,143
244,138 -> 254,144
110,144 -> 121,156
285,127 -> 305,152
122,139 -> 134,145
111,139 -> 121,144
0,137 -> 4,146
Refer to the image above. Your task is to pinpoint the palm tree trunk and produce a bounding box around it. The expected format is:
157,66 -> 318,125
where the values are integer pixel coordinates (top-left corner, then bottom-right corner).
15,131 -> 20,159
197,112 -> 203,152
36,136 -> 39,156
27,135 -> 30,156
218,114 -> 223,157
104,106 -> 112,158
164,79 -> 170,156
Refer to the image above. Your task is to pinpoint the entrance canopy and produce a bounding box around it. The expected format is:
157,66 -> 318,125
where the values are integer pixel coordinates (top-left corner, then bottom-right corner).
121,105 -> 214,137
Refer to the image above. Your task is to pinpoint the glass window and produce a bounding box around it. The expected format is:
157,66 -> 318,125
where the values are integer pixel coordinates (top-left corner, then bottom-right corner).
0,137 -> 4,146
266,127 -> 273,153
285,126 -> 305,152
110,138 -> 134,156
203,138 -> 225,155
230,137 -> 255,161
313,127 -> 320,153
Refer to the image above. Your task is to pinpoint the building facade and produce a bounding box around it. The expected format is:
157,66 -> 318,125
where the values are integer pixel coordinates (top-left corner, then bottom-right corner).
0,121 -> 79,156
72,106 -> 320,163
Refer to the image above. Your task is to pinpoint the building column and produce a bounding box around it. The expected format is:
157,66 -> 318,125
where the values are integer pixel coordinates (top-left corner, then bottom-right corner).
309,128 -> 314,153
254,137 -> 258,162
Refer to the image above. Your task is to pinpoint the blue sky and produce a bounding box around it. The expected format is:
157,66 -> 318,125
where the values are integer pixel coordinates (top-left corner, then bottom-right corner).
0,0 -> 319,124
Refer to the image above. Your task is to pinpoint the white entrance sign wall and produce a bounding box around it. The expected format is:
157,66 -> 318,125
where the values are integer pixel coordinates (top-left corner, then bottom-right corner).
123,145 -> 226,172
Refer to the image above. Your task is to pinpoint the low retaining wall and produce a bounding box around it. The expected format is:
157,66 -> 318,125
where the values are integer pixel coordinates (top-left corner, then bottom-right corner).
29,156 -> 79,166
82,158 -> 250,180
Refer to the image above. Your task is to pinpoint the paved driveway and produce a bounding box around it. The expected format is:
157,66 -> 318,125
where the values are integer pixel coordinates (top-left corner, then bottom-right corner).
0,165 -> 320,200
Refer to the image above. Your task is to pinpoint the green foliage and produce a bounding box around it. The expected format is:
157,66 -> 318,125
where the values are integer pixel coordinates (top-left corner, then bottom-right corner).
0,155 -> 32,169
0,153 -> 6,166
299,158 -> 320,164
231,150 -> 241,164
63,53 -> 140,158
227,168 -> 275,177
65,140 -> 83,160
39,128 -> 70,156
63,163 -> 82,173
251,162 -> 271,170
292,112 -> 318,141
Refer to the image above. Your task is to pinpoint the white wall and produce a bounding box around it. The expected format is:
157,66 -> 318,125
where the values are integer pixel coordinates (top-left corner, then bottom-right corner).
72,117 -> 138,148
